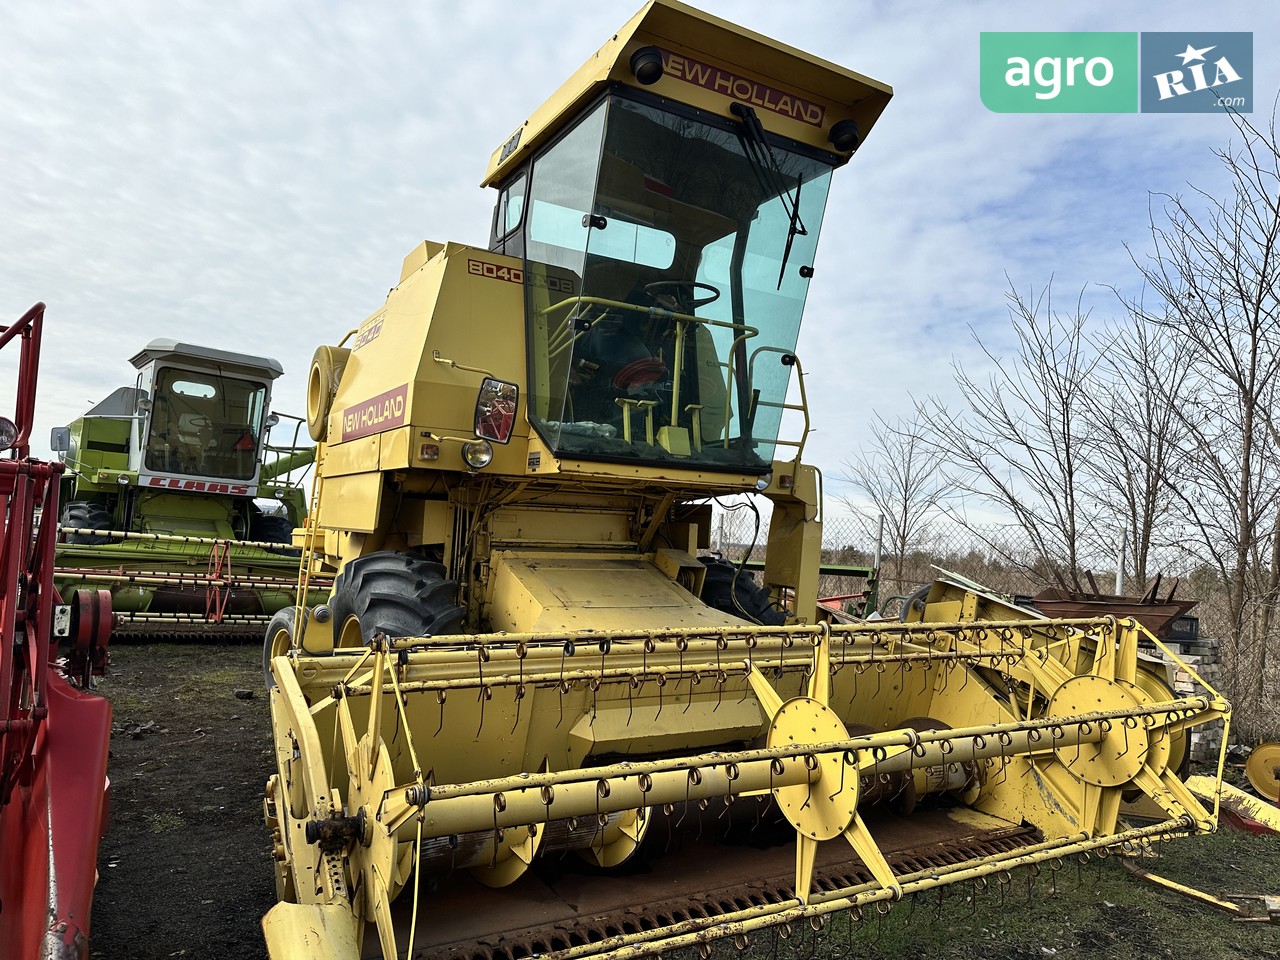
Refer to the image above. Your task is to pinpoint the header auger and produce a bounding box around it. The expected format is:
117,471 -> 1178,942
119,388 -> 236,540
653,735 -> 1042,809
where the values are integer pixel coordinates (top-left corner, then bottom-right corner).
261,2 -> 1230,958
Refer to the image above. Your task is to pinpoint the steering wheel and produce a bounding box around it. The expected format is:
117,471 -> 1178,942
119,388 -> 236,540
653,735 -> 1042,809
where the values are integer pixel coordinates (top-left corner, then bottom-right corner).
644,280 -> 721,311
612,356 -> 668,389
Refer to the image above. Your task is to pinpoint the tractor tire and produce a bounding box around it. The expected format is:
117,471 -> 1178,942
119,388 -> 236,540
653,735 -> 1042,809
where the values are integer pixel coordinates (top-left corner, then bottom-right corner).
262,606 -> 300,689
251,513 -> 295,545
60,501 -> 116,545
899,582 -> 932,623
698,557 -> 786,626
329,551 -> 466,648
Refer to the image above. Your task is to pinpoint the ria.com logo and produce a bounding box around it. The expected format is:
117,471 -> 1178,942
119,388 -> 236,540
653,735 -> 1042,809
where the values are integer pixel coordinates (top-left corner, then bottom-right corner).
980,32 -> 1252,113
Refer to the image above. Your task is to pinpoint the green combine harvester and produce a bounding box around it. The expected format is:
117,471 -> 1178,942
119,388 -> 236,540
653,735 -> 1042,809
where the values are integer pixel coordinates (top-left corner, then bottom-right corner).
51,340 -> 326,638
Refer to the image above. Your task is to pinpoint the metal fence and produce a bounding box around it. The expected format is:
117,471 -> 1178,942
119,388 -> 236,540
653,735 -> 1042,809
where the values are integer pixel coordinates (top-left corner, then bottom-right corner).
711,501 -> 1276,741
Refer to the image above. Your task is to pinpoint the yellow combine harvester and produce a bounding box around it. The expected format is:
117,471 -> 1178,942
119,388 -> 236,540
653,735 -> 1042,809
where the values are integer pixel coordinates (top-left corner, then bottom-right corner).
261,3 -> 1230,957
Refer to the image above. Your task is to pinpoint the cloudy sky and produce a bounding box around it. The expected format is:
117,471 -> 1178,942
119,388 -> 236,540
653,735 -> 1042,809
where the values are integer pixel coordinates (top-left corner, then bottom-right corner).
2,0 -> 1276,499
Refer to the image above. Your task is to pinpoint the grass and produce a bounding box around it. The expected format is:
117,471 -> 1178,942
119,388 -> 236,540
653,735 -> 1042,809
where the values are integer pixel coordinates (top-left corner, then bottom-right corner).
147,811 -> 186,834
697,828 -> 1280,960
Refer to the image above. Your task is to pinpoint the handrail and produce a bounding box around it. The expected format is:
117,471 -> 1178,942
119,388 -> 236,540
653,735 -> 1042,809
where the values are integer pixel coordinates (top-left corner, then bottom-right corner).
747,346 -> 811,464
540,295 -> 758,354
541,295 -> 758,449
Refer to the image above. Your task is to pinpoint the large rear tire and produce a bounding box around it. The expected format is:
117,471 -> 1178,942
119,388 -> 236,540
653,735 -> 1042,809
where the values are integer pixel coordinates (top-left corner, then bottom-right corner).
329,551 -> 466,648
262,606 -> 300,689
60,501 -> 116,545
251,513 -> 295,545
699,557 -> 786,626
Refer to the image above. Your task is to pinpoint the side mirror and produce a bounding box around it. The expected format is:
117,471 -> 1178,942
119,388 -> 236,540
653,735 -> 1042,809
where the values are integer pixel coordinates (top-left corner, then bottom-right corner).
50,426 -> 71,452
474,378 -> 519,444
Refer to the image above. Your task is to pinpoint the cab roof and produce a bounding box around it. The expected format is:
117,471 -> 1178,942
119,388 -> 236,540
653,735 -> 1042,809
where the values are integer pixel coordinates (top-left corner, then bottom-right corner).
481,0 -> 892,188
129,339 -> 284,380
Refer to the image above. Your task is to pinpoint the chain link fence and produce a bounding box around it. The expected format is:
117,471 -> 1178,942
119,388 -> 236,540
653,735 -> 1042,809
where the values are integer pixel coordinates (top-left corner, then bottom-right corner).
711,501 -> 1276,740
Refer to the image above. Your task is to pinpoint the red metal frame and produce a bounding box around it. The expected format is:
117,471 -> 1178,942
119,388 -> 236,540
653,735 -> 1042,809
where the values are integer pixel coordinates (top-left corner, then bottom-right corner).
0,301 -> 45,460
0,304 -> 112,960
205,539 -> 233,623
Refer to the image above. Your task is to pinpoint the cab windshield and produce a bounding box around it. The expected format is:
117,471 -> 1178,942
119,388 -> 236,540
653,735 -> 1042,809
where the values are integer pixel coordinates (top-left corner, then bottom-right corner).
520,94 -> 834,472
144,367 -> 267,481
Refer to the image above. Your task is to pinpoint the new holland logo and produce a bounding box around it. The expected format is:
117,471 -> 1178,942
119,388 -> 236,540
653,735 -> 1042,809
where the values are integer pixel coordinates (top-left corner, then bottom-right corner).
1141,33 -> 1252,113
342,384 -> 409,441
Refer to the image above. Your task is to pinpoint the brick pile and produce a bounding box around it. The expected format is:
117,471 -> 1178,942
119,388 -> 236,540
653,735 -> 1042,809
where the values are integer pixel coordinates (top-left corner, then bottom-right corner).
1156,637 -> 1225,763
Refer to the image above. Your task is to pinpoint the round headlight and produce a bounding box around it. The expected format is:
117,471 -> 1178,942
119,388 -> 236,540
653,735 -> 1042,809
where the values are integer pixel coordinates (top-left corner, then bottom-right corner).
630,45 -> 664,85
0,417 -> 17,450
462,439 -> 494,469
755,472 -> 773,492
117,474 -> 131,486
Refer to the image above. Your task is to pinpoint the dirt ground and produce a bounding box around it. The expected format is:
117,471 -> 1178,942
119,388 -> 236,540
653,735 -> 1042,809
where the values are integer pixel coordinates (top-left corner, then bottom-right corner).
88,641 -> 1280,960
90,641 -> 276,959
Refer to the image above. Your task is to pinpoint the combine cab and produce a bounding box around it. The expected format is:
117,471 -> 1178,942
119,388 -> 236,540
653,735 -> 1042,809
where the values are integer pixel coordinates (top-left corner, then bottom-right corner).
0,303 -> 112,959
261,3 -> 1230,958
52,340 -> 325,637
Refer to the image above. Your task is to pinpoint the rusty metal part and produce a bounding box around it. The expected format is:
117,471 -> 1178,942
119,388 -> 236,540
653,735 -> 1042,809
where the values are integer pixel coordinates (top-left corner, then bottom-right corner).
1185,775 -> 1280,834
415,810 -> 1041,960
68,588 -> 112,686
410,818 -> 1188,960
1119,856 -> 1279,922
306,808 -> 368,855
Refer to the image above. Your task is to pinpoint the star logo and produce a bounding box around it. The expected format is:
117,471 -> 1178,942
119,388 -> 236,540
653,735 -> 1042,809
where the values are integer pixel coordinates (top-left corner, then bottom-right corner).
1176,43 -> 1215,65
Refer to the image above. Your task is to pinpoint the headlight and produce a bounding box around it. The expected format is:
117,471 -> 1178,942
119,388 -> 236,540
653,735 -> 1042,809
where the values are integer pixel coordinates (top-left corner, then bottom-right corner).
117,474 -> 131,486
462,439 -> 494,469
755,472 -> 773,492
0,417 -> 17,450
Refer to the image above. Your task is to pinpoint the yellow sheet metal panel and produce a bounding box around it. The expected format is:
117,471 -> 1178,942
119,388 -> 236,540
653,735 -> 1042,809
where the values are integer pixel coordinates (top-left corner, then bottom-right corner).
261,902 -> 359,960
568,696 -> 763,759
1188,774 -> 1280,830
486,551 -> 748,633
483,0 -> 892,187
549,454 -> 762,490
318,435 -> 379,479
654,546 -> 705,592
376,424 -> 411,471
764,465 -> 822,621
317,472 -> 383,534
325,242 -> 529,464
398,498 -> 450,548
398,239 -> 446,283
487,503 -> 632,546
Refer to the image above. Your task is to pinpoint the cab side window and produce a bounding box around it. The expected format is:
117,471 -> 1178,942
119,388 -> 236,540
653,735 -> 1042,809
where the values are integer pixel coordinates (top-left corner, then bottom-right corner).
490,172 -> 528,255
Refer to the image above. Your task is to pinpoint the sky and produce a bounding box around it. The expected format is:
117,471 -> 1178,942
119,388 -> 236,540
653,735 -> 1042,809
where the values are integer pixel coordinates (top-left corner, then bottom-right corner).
2,0 -> 1277,502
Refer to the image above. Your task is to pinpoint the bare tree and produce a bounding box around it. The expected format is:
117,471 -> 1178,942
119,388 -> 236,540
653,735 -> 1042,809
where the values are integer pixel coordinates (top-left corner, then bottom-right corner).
1084,300 -> 1196,587
925,283 -> 1105,591
837,412 -> 953,591
1130,111 -> 1280,735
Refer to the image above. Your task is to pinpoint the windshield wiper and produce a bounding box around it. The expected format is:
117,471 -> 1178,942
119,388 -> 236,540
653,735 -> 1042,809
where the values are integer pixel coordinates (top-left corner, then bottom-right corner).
731,102 -> 807,289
